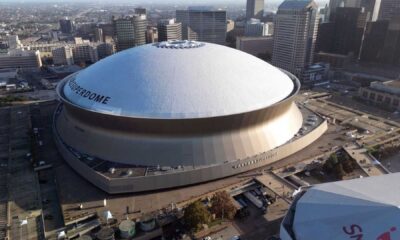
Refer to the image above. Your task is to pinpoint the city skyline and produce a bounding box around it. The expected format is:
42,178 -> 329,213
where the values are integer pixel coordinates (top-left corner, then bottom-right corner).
0,0 -> 330,5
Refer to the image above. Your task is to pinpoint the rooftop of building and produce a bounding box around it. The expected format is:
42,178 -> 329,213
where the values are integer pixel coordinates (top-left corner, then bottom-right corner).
48,65 -> 82,74
383,80 -> 400,88
237,36 -> 273,41
316,51 -> 351,58
187,6 -> 215,11
305,62 -> 329,70
0,68 -> 17,74
112,14 -> 147,21
279,0 -> 317,10
0,69 -> 17,80
367,80 -> 400,96
0,49 -> 39,57
177,6 -> 226,12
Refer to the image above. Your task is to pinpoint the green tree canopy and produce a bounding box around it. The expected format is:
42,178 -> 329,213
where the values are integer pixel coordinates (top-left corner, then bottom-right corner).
183,200 -> 211,231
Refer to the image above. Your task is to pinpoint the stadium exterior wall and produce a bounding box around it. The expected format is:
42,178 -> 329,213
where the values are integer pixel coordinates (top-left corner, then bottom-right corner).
55,73 -> 304,169
53,112 -> 327,193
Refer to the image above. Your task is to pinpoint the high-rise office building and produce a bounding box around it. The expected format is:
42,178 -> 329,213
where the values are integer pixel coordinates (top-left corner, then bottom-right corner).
132,15 -> 147,46
59,19 -> 75,34
146,27 -> 158,43
52,46 -> 74,66
361,0 -> 381,21
97,42 -> 115,59
94,28 -> 104,42
113,17 -> 134,51
157,19 -> 182,41
246,0 -> 264,20
227,20 -> 235,33
379,16 -> 400,65
360,20 -> 389,62
236,36 -> 273,59
358,15 -> 400,66
49,30 -> 59,41
271,0 -> 319,77
327,0 -> 345,21
244,19 -> 272,36
379,0 -> 400,21
7,35 -> 22,49
134,8 -> 147,15
333,7 -> 367,56
72,44 -> 99,64
76,23 -> 96,39
25,42 -> 65,54
52,43 -> 114,65
328,0 -> 381,22
315,22 -> 334,52
0,50 -> 42,70
316,7 -> 368,57
176,7 -> 227,45
99,23 -> 114,38
131,8 -> 148,46
113,15 -> 148,52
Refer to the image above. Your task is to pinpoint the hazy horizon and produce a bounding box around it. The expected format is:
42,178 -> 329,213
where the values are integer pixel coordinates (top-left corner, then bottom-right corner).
0,0 -> 329,4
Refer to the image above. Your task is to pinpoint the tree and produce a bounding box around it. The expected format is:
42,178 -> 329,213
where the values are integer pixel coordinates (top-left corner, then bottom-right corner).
323,153 -> 338,173
210,191 -> 237,220
183,201 -> 211,231
328,153 -> 339,165
342,159 -> 354,173
334,163 -> 345,180
324,153 -> 344,174
367,146 -> 379,157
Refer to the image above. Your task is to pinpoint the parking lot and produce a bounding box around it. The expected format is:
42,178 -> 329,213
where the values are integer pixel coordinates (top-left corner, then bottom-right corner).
3,105 -> 44,240
223,179 -> 292,240
0,101 -> 67,240
232,191 -> 287,240
30,101 -> 64,235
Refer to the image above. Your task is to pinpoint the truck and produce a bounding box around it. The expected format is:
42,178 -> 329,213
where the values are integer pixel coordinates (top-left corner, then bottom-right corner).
236,198 -> 248,208
244,191 -> 263,209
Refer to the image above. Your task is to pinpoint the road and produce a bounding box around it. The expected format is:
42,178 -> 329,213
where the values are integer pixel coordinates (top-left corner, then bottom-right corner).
209,224 -> 241,240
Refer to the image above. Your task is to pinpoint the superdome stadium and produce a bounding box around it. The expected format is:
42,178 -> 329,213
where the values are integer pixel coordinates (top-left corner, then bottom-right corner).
53,40 -> 328,194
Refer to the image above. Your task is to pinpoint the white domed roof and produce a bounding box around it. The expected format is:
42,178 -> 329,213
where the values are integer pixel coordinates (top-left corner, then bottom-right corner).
62,41 -> 295,119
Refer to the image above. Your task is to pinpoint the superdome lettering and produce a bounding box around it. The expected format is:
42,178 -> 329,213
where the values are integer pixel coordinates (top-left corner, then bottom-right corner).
342,224 -> 398,240
68,78 -> 111,105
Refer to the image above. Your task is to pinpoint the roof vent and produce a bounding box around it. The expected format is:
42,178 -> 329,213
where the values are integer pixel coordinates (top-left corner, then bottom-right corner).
155,40 -> 205,49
